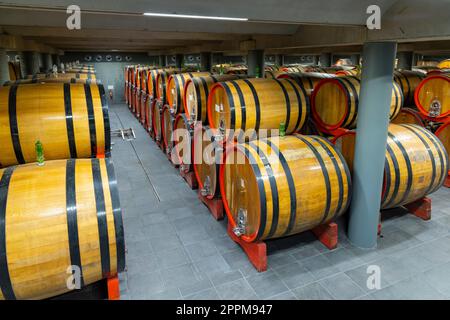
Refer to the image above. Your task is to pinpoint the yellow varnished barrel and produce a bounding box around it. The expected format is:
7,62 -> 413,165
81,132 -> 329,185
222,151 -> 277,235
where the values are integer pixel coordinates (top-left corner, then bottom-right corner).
0,158 -> 125,300
161,105 -> 176,153
151,100 -> 163,141
184,74 -> 247,125
221,134 -> 351,242
193,126 -> 222,199
333,124 -> 448,209
208,78 -> 309,141
166,72 -> 213,114
305,66 -> 343,74
147,69 -> 164,100
28,73 -> 97,81
173,114 -> 196,173
156,70 -> 180,105
312,76 -> 403,131
393,70 -> 425,106
435,120 -> 450,166
415,73 -> 450,118
438,59 -> 450,69
4,78 -> 101,86
264,70 -> 285,79
391,107 -> 425,126
0,83 -> 110,168
277,72 -> 336,96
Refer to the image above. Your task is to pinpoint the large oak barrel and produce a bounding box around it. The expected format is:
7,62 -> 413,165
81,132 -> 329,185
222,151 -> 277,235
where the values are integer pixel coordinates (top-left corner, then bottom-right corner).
220,134 -> 351,242
332,124 -> 448,209
193,126 -> 222,199
393,70 -> 425,106
166,72 -> 213,114
391,107 -> 425,126
414,73 -> 450,118
208,78 -> 309,141
161,105 -> 176,154
173,114 -> 195,173
147,69 -> 164,100
156,70 -> 181,104
311,76 -> 403,131
0,83 -> 110,168
184,74 -> 247,125
277,72 -> 336,96
305,66 -> 343,74
0,158 -> 125,300
151,101 -> 163,142
438,59 -> 450,69
435,120 -> 450,167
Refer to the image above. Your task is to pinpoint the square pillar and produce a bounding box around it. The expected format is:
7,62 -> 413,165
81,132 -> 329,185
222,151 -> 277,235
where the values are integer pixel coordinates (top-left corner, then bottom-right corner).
0,49 -> 10,83
175,54 -> 183,69
200,52 -> 212,72
320,53 -> 332,67
347,42 -> 397,249
247,49 -> 265,78
397,52 -> 414,70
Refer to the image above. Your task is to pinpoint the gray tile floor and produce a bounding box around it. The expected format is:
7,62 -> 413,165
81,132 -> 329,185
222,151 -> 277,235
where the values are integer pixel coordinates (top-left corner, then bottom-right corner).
110,103 -> 450,300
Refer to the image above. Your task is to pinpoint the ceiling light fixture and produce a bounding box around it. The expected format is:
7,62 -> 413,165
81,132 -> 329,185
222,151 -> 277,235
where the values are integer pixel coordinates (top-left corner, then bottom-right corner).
143,12 -> 248,21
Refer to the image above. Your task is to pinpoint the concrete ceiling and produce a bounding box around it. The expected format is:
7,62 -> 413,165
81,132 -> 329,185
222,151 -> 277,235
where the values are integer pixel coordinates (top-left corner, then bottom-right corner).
0,0 -> 449,54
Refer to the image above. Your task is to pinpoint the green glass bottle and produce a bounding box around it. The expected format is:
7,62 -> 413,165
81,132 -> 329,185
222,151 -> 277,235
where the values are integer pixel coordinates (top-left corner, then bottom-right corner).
35,140 -> 45,165
279,122 -> 286,137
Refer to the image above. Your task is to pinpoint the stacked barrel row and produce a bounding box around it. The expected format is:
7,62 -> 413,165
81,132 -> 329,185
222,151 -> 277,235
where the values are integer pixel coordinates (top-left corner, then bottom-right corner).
125,61 -> 448,256
0,64 -> 125,300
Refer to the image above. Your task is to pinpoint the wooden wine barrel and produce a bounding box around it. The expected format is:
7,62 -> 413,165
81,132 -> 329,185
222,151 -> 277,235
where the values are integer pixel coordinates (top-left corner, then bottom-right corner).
147,69 -> 164,100
393,70 -> 425,106
414,74 -> 450,118
0,158 -> 125,300
435,120 -> 450,168
3,78 -> 100,86
311,76 -> 403,131
264,70 -> 285,79
280,66 -> 307,73
391,108 -> 425,126
156,70 -> 177,105
166,72 -> 213,114
0,83 -> 110,167
59,73 -> 97,80
184,74 -> 247,125
173,114 -> 196,173
161,105 -> 176,153
335,69 -> 359,77
305,66 -> 343,74
193,125 -> 222,199
277,72 -> 336,96
220,134 -> 351,242
208,78 -> 309,141
226,69 -> 247,75
438,59 -> 450,69
151,100 -> 163,142
139,91 -> 148,126
332,124 -> 448,209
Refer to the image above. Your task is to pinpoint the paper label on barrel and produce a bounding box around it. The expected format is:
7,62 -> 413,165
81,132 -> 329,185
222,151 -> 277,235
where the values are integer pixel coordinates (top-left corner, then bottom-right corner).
189,94 -> 193,101
171,88 -> 175,94
215,104 -> 223,112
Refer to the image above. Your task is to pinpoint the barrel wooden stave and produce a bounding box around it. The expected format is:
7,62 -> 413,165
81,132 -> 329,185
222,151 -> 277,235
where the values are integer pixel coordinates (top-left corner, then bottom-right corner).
161,105 -> 176,152
208,78 -> 309,140
391,107 -> 425,126
0,158 -> 125,300
173,114 -> 195,172
221,134 -> 351,242
435,120 -> 450,168
152,100 -> 163,141
277,72 -> 336,97
0,83 -> 110,168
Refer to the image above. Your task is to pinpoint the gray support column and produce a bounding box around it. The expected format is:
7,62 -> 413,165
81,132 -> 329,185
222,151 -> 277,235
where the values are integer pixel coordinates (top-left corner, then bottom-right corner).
175,54 -> 183,69
159,55 -> 166,67
0,49 -> 10,84
275,54 -> 284,66
320,53 -> 332,67
247,49 -> 265,78
412,53 -> 422,67
311,55 -> 319,66
347,42 -> 397,249
24,51 -> 40,76
200,52 -> 212,72
350,54 -> 361,66
43,53 -> 53,72
397,51 -> 413,70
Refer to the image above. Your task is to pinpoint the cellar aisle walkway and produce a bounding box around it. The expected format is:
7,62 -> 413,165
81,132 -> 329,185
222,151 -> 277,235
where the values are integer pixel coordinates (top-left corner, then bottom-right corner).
110,103 -> 450,300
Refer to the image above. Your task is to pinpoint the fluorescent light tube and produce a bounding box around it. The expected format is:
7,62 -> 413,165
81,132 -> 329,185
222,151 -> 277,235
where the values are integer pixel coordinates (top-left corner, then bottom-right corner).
143,12 -> 248,21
